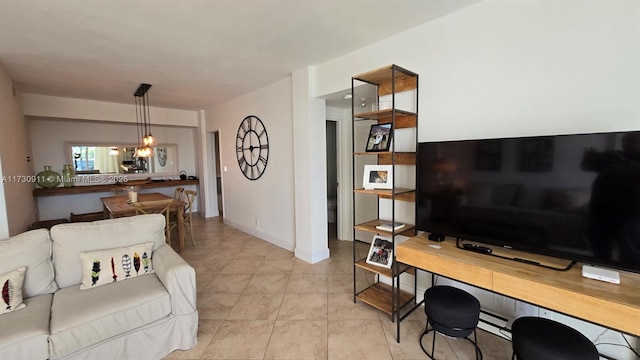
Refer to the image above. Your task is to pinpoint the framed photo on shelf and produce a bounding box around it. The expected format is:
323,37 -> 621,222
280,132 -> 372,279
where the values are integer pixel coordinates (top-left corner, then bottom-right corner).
366,235 -> 393,268
362,165 -> 393,190
365,123 -> 392,152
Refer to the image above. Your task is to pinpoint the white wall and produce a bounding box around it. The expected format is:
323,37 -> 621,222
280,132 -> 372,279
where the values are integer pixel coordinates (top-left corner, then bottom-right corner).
315,1 -> 640,141
0,64 -> 36,236
313,1 -> 640,358
29,118 -> 198,220
29,118 -> 197,178
22,94 -> 198,127
204,77 -> 296,251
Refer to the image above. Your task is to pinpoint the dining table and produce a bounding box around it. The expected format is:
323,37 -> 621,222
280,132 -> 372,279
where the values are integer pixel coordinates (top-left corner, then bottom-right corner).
100,192 -> 187,252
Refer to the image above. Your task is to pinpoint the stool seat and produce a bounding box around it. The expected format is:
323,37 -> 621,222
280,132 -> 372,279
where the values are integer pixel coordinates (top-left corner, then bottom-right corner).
512,317 -> 598,360
421,286 -> 482,359
425,285 -> 480,338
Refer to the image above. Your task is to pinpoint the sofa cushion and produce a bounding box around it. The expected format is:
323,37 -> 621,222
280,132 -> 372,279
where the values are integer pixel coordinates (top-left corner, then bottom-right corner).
51,214 -> 166,288
0,267 -> 26,315
0,229 -> 58,298
49,275 -> 171,359
0,293 -> 52,360
78,242 -> 154,290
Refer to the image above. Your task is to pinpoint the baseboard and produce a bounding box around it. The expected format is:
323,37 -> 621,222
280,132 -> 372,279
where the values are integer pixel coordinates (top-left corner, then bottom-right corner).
223,219 -> 294,252
294,247 -> 330,264
478,310 -> 511,340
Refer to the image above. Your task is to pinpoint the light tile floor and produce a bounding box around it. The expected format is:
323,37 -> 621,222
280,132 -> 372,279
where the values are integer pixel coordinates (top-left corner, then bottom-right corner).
165,216 -> 513,359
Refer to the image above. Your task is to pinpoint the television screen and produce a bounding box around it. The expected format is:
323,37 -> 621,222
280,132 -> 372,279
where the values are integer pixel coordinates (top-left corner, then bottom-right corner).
416,131 -> 640,273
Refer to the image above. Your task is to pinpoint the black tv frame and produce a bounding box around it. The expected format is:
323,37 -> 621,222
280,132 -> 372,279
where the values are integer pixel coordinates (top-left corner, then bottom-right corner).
416,131 -> 640,274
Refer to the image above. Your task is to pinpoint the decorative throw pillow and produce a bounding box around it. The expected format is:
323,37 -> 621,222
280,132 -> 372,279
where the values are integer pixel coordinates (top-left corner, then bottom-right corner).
1,267 -> 27,315
79,242 -> 154,290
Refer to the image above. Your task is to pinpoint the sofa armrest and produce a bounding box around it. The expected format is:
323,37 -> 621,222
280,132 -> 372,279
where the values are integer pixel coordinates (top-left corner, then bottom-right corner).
152,244 -> 197,316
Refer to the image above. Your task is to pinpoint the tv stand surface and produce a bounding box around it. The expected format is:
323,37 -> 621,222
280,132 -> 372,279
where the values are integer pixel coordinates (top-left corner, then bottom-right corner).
397,233 -> 640,337
455,238 -> 576,271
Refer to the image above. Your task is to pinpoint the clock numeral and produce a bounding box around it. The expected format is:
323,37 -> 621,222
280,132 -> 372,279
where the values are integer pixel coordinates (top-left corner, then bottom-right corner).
243,163 -> 249,175
260,144 -> 269,150
250,166 -> 255,179
258,128 -> 266,138
236,145 -> 243,153
241,120 -> 249,134
259,156 -> 267,166
238,157 -> 246,167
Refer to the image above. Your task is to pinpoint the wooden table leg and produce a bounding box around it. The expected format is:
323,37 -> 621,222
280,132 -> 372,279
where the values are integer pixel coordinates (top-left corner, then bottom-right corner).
103,205 -> 112,219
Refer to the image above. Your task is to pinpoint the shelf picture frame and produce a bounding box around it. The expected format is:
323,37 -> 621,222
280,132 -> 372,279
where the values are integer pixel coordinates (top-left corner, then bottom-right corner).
366,235 -> 393,268
365,123 -> 392,152
362,164 -> 393,190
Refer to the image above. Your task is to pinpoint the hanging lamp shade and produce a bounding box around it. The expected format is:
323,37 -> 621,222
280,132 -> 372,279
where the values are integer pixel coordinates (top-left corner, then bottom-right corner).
133,83 -> 156,157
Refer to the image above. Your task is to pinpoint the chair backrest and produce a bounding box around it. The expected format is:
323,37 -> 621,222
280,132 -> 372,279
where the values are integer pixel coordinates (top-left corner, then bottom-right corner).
174,187 -> 185,201
184,190 -> 197,215
132,199 -> 173,217
112,187 -> 129,196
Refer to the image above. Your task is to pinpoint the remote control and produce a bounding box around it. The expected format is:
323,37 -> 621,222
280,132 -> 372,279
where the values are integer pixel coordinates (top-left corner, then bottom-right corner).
462,243 -> 492,254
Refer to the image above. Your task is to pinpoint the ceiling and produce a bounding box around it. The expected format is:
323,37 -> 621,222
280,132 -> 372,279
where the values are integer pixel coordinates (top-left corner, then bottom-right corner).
0,0 -> 480,110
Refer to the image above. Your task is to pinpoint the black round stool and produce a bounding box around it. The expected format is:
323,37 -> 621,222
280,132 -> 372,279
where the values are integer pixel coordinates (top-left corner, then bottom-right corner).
420,286 -> 482,360
511,317 -> 598,360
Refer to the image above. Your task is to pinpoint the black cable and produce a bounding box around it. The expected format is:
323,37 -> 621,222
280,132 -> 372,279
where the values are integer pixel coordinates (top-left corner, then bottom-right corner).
622,333 -> 640,358
595,340 -> 640,359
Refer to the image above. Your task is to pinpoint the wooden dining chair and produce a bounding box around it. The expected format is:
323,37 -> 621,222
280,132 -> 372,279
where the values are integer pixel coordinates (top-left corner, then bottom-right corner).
182,190 -> 197,246
174,187 -> 185,201
112,187 -> 129,196
167,190 -> 196,246
132,199 -> 174,245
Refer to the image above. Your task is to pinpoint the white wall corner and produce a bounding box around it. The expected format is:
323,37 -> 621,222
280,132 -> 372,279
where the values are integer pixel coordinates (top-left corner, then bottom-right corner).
224,218 -> 294,252
292,66 -> 330,262
294,246 -> 330,264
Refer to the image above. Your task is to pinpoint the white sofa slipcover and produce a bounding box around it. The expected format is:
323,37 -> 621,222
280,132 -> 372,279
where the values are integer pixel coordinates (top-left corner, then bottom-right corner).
0,214 -> 197,360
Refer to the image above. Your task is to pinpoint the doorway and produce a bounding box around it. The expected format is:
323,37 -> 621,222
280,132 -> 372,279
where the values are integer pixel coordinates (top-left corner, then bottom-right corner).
326,120 -> 338,241
207,131 -> 223,217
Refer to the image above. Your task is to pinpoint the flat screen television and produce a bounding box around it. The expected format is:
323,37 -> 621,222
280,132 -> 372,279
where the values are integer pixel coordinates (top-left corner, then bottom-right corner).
416,131 -> 640,274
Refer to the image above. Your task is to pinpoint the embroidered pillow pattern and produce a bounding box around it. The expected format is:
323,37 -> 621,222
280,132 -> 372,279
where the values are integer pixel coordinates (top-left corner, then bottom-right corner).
0,266 -> 27,315
79,242 -> 154,290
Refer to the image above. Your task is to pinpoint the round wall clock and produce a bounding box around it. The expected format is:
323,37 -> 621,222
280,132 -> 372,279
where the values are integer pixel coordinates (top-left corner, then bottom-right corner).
236,115 -> 269,180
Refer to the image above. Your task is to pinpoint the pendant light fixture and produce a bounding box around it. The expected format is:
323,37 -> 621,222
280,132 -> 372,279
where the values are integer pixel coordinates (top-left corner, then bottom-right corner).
133,83 -> 155,157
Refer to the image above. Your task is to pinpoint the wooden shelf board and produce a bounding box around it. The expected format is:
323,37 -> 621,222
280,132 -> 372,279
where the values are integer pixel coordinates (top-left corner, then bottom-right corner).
354,219 -> 416,237
355,259 -> 393,277
355,259 -> 415,277
378,191 -> 415,202
354,188 -> 414,197
353,110 -> 416,128
352,152 -> 415,166
377,152 -> 415,165
353,65 -> 418,86
356,282 -> 414,315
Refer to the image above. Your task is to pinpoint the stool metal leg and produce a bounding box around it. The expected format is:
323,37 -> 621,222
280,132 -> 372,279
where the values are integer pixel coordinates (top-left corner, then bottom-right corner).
419,318 -> 483,360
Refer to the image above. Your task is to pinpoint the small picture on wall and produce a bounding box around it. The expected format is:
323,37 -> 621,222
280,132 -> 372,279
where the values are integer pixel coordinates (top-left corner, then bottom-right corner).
519,137 -> 554,172
157,148 -> 168,167
365,123 -> 392,152
362,165 -> 393,190
366,235 -> 393,268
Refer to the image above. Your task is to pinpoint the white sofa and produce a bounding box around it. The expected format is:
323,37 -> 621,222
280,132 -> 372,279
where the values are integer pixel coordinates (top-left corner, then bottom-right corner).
0,214 -> 198,360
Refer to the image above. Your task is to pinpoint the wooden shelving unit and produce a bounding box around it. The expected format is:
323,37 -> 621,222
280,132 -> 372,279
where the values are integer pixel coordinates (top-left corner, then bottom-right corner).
351,65 -> 418,341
